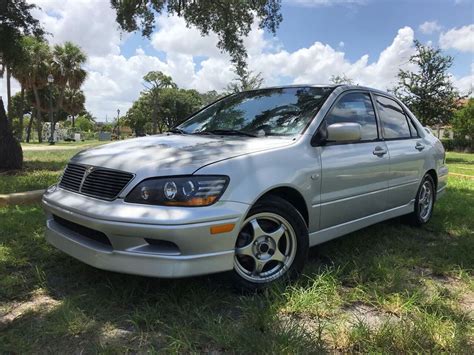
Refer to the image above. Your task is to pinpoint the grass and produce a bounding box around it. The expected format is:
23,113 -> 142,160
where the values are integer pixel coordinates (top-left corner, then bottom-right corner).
446,152 -> 474,176
0,141 -> 104,194
0,151 -> 473,353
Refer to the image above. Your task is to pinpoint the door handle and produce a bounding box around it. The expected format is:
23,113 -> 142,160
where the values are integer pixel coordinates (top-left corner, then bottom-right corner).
373,146 -> 387,156
415,142 -> 425,151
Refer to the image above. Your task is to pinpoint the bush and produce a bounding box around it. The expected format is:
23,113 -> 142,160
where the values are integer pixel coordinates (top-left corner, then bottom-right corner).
441,138 -> 473,152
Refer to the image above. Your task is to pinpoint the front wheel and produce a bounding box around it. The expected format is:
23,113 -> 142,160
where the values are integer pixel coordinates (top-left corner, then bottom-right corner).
231,195 -> 308,291
408,174 -> 436,226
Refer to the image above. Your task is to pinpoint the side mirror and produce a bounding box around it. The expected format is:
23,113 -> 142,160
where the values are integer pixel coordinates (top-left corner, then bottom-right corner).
327,122 -> 361,142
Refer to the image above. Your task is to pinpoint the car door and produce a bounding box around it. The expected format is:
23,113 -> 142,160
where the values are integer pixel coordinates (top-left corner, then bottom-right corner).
318,91 -> 390,230
373,94 -> 426,208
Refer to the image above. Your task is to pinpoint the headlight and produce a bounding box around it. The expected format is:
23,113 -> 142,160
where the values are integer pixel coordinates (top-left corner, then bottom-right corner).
124,175 -> 229,207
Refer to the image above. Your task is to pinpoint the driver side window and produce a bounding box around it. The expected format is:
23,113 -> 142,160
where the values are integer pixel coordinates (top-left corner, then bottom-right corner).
325,92 -> 378,141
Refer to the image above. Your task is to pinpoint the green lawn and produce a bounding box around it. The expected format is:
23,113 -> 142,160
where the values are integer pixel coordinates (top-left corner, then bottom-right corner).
0,142 -> 104,194
446,152 -> 474,177
0,152 -> 473,353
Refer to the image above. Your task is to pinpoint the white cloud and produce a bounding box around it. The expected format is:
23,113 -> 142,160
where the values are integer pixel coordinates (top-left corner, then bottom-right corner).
439,24 -> 474,52
2,3 -> 472,120
339,41 -> 345,48
29,0 -> 123,56
285,0 -> 367,6
453,64 -> 474,96
419,21 -> 442,34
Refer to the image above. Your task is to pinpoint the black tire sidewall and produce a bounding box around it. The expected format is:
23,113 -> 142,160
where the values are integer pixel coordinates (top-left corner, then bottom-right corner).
231,195 -> 309,291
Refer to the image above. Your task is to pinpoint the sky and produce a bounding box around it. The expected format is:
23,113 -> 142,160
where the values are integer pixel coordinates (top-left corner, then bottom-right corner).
2,0 -> 473,121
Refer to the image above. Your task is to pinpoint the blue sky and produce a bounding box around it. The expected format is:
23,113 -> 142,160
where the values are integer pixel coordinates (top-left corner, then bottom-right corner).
3,0 -> 473,120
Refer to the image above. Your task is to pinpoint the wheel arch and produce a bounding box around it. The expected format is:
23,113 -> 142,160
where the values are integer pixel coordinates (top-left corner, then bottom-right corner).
425,169 -> 438,198
253,186 -> 309,227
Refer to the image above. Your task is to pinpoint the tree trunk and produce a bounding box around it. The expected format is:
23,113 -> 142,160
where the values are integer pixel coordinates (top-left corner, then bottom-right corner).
26,109 -> 35,143
72,115 -> 75,128
6,66 -> 12,116
0,97 -> 23,170
18,87 -> 25,141
32,86 -> 43,143
152,94 -> 159,134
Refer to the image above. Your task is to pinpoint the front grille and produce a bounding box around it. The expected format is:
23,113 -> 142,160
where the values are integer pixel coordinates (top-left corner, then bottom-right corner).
53,215 -> 112,247
59,163 -> 134,200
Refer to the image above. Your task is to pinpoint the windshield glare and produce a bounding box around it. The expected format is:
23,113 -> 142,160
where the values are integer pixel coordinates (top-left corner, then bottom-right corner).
178,87 -> 333,136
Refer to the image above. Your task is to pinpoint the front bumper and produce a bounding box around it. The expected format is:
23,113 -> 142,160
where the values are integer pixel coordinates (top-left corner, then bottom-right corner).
43,188 -> 249,278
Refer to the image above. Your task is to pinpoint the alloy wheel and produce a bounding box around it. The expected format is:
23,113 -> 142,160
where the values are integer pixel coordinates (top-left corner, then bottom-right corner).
419,180 -> 434,222
234,212 -> 297,283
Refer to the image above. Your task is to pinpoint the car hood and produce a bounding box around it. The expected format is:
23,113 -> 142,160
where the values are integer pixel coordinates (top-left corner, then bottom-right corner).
70,134 -> 294,176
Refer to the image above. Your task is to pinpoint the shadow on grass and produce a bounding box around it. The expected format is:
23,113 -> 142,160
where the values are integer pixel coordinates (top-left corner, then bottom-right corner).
1,178 -> 473,352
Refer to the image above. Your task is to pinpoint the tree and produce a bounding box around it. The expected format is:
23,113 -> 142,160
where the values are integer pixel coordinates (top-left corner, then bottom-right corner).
124,87 -> 203,135
110,0 -> 282,72
394,40 -> 460,127
123,93 -> 153,136
159,87 -> 202,128
49,42 -> 87,141
12,36 -> 52,143
1,0 -> 44,168
200,90 -> 223,106
9,90 -> 31,139
143,71 -> 176,134
452,99 -> 474,143
75,114 -> 94,132
63,88 -> 85,127
330,74 -> 354,85
0,97 -> 23,170
227,66 -> 264,93
0,0 -> 44,112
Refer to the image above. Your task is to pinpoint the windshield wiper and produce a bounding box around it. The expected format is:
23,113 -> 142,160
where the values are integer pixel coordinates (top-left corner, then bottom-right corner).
196,129 -> 258,137
168,127 -> 187,134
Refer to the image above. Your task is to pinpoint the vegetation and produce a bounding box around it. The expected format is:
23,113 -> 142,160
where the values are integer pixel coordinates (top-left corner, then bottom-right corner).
226,67 -> 264,93
330,74 -> 355,85
394,40 -> 461,127
110,0 -> 282,73
451,99 -> 474,149
0,151 -> 472,352
0,0 -> 44,169
123,71 -> 204,135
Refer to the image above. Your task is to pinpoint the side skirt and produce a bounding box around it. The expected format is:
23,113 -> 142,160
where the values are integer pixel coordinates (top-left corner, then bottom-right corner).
309,200 -> 415,247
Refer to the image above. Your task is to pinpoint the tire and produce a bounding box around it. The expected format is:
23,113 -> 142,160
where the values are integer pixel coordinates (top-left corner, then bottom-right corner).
407,174 -> 436,226
231,195 -> 309,292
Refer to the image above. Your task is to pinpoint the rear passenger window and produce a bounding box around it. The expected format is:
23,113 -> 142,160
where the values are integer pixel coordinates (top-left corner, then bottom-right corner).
325,92 -> 378,141
375,95 -> 411,139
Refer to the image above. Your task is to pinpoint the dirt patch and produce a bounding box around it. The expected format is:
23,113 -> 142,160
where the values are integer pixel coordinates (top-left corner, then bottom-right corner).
0,290 -> 60,329
343,302 -> 398,329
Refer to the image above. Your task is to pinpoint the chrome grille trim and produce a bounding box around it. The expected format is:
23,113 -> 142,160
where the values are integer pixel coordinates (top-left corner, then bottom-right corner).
59,163 -> 134,200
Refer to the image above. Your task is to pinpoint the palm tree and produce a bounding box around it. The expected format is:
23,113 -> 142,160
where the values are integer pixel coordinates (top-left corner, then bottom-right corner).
49,42 -> 87,140
11,36 -> 51,143
143,71 -> 176,134
63,88 -> 85,127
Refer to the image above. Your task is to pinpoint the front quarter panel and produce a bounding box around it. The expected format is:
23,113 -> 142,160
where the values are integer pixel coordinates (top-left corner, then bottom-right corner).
194,140 -> 322,233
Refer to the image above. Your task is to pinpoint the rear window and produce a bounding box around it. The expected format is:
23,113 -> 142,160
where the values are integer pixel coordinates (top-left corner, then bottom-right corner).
375,95 -> 411,139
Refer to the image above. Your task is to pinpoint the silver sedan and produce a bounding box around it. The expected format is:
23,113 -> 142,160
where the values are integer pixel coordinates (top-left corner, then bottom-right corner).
43,85 -> 448,290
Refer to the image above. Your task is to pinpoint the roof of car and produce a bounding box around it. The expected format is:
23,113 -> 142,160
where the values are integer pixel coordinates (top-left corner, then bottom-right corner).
252,84 -> 393,97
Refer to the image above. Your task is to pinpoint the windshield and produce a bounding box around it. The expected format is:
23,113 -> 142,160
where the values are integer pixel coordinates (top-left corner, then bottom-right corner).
177,87 -> 334,136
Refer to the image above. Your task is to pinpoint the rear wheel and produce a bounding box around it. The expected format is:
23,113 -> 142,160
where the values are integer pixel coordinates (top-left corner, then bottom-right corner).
408,174 -> 435,226
232,195 -> 308,291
